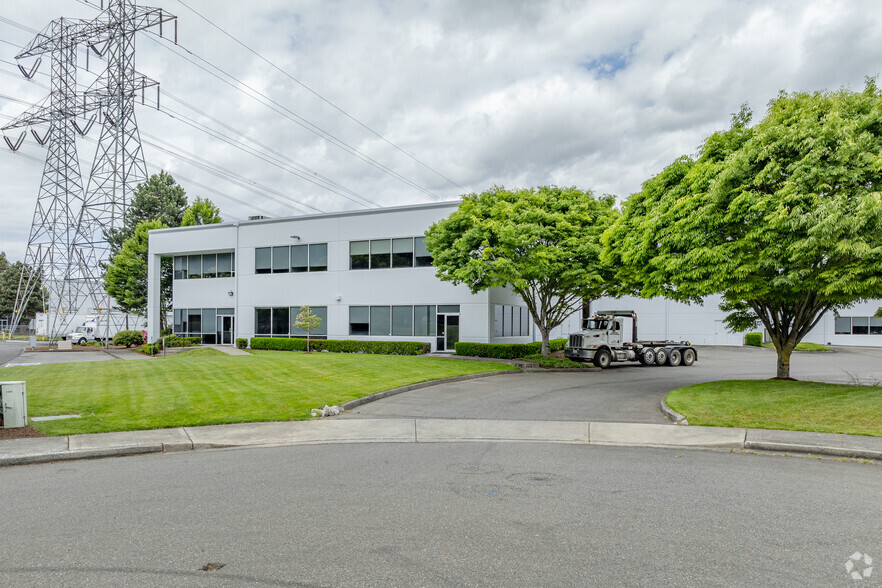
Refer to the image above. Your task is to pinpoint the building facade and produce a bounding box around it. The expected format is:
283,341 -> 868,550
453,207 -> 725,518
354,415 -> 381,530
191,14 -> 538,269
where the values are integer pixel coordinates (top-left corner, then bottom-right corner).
147,201 -> 882,349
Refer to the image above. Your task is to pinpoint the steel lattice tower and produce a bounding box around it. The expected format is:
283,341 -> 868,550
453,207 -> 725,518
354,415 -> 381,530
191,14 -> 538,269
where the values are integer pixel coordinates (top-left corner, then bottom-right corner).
3,1 -> 176,340
2,17 -> 92,339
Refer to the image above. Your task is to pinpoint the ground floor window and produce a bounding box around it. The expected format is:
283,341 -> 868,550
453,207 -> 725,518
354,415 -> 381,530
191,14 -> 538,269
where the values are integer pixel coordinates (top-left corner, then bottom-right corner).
349,304 -> 450,337
835,316 -> 882,335
254,306 -> 328,338
493,305 -> 530,337
173,307 -> 235,344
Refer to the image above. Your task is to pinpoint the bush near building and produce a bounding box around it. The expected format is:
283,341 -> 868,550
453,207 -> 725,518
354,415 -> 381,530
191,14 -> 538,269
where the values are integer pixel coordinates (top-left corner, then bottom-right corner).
745,333 -> 763,347
113,330 -> 145,347
250,337 -> 430,355
455,338 -> 567,359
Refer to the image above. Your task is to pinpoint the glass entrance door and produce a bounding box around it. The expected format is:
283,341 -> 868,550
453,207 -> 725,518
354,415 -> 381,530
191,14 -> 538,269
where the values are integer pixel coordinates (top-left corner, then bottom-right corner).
435,313 -> 460,352
217,315 -> 234,345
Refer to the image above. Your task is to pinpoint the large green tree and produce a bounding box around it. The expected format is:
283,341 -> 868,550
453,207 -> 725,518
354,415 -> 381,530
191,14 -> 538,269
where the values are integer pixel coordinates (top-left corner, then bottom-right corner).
425,185 -> 619,355
603,81 -> 882,378
104,219 -> 166,321
181,196 -> 223,226
0,252 -> 44,323
105,171 -> 188,255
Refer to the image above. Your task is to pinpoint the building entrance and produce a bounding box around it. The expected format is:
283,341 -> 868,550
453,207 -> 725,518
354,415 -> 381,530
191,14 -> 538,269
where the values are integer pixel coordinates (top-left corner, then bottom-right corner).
436,312 -> 460,352
217,315 -> 234,345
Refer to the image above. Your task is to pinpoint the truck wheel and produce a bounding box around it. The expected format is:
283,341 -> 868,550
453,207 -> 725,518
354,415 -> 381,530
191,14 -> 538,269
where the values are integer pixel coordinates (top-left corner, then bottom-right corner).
77,337 -> 87,345
641,348 -> 656,365
667,349 -> 682,366
593,349 -> 612,369
682,348 -> 696,366
654,348 -> 668,365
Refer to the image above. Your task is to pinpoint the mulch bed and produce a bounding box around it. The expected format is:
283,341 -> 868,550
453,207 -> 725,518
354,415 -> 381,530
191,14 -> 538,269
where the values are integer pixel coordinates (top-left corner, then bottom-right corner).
0,425 -> 47,440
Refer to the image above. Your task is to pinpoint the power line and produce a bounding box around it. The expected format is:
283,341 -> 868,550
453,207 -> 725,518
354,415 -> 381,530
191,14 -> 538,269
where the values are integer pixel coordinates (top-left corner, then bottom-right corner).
144,31 -> 446,201
175,0 -> 465,192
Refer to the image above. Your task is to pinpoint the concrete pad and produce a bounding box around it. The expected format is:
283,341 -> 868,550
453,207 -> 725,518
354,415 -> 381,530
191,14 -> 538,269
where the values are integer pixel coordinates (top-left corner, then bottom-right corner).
184,419 -> 416,449
745,429 -> 882,460
69,428 -> 193,452
416,419 -> 589,444
200,345 -> 251,356
590,422 -> 745,449
102,349 -> 151,360
0,437 -> 68,458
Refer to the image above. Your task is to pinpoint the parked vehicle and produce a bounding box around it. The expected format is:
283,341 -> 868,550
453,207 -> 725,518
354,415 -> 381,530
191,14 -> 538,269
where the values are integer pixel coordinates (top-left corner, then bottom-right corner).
63,316 -> 120,344
564,310 -> 697,369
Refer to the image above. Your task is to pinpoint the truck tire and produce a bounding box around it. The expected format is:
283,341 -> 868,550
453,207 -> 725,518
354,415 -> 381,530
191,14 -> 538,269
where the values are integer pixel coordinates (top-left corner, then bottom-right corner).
667,349 -> 682,366
682,348 -> 696,366
77,337 -> 87,345
654,348 -> 668,365
593,349 -> 612,369
641,348 -> 656,365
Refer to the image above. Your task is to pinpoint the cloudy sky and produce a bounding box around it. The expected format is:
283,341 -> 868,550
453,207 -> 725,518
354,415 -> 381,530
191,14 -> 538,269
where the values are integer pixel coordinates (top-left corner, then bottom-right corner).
1,0 -> 881,260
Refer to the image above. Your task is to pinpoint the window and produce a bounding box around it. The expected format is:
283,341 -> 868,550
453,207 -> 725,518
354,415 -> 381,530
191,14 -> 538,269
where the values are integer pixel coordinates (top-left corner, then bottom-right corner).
310,243 -> 328,272
174,256 -> 186,280
291,245 -> 308,273
521,307 -> 530,336
255,308 -> 271,335
272,307 -> 289,335
370,306 -> 391,335
835,317 -> 850,334
852,317 -> 869,335
494,305 -> 530,337
392,306 -> 413,336
187,310 -> 202,335
350,241 -> 369,270
414,236 -> 432,267
493,306 -> 503,337
217,252 -> 234,278
392,238 -> 413,268
188,256 -> 202,279
174,308 -> 184,333
290,306 -> 328,336
371,240 -> 391,269
349,306 -> 369,335
272,246 -> 289,273
255,248 -> 271,274
202,308 -> 217,343
202,254 -> 217,279
414,305 -> 436,336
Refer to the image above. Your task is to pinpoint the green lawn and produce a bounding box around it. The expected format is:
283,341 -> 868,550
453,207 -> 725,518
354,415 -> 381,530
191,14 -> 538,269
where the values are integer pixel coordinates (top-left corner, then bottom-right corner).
667,380 -> 882,437
0,349 -> 517,436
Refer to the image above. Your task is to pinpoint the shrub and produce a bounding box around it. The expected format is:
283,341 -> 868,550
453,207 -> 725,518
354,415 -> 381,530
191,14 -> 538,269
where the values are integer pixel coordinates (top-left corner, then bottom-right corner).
114,330 -> 145,347
745,332 -> 762,347
522,354 -> 591,369
454,341 -> 543,359
549,338 -> 567,352
141,343 -> 158,355
249,337 -> 430,355
236,338 -> 248,349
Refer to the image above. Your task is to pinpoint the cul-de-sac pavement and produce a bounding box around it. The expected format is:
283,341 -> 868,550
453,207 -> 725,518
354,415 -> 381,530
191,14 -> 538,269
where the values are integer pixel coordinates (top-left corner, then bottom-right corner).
1,344 -> 881,586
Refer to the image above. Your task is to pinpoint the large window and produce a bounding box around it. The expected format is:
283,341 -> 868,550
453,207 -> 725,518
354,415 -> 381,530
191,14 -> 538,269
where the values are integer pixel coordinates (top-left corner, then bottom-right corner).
414,305 -> 436,336
414,236 -> 432,267
173,307 -> 233,344
370,306 -> 391,335
371,240 -> 391,269
835,316 -> 882,335
309,243 -> 328,272
349,306 -> 370,335
174,253 -> 235,280
291,245 -> 309,273
350,241 -> 369,270
272,307 -> 290,335
493,304 -> 530,337
217,252 -> 234,278
272,246 -> 289,273
255,248 -> 272,274
392,306 -> 413,336
174,256 -> 187,280
187,256 -> 202,279
392,238 -> 413,268
202,254 -> 217,279
255,308 -> 271,335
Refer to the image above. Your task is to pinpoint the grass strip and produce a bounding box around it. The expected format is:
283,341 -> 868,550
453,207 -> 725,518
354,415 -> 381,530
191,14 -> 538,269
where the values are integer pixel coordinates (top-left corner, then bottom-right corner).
666,379 -> 882,437
760,342 -> 830,351
0,348 -> 517,436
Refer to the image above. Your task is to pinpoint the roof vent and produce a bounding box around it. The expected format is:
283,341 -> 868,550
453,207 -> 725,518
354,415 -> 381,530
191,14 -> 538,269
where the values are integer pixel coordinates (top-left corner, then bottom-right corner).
248,215 -> 268,221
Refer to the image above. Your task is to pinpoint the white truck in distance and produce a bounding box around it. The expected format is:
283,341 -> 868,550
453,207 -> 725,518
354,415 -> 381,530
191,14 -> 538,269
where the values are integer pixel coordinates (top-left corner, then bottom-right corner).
63,316 -> 119,344
564,310 -> 697,369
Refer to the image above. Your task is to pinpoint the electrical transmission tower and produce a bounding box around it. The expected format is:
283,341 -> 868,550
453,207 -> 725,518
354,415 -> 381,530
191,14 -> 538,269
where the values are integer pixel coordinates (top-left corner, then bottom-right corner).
2,0 -> 176,341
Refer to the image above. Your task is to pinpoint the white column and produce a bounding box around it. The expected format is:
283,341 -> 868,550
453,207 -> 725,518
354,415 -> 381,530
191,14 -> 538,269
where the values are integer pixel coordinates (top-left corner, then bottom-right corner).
146,247 -> 162,341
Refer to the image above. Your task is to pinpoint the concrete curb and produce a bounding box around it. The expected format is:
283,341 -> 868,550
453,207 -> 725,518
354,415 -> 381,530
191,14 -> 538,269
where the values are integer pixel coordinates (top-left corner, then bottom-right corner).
659,399 -> 689,425
340,370 -> 519,411
3,419 -> 881,467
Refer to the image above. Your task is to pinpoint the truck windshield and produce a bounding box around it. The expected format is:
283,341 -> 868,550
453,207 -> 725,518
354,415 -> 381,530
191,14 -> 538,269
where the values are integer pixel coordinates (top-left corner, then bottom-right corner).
584,319 -> 608,330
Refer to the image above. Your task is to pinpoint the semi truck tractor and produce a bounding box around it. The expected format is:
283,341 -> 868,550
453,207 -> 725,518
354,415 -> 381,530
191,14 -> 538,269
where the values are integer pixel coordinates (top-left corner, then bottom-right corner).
564,310 -> 697,369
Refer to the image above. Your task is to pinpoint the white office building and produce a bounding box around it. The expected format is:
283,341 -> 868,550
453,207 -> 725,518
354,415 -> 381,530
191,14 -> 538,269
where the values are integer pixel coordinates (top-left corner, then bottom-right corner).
147,201 -> 882,349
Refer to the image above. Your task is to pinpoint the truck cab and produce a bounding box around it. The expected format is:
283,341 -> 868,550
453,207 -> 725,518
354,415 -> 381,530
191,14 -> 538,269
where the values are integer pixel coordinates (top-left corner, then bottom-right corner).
66,325 -> 95,345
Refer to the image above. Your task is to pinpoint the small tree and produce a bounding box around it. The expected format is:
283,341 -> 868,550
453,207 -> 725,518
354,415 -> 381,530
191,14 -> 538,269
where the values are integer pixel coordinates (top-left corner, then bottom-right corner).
295,305 -> 322,352
182,197 -> 223,226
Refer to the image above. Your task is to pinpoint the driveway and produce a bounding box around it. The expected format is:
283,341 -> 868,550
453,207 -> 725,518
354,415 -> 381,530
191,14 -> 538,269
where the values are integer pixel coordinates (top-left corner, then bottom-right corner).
343,346 -> 882,423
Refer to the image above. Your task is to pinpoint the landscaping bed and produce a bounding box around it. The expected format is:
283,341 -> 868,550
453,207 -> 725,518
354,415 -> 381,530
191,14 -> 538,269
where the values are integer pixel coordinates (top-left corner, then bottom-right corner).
666,380 -> 882,437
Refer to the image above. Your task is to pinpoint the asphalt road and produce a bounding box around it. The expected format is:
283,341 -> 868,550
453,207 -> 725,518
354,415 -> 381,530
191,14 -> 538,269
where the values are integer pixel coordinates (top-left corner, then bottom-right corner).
343,346 -> 882,423
0,442 -> 879,587
0,339 -> 28,368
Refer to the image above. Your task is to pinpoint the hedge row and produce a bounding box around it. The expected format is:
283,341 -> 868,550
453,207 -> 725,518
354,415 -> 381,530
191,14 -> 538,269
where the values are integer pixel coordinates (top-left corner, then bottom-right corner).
454,338 -> 568,359
249,337 -> 430,355
745,332 -> 763,347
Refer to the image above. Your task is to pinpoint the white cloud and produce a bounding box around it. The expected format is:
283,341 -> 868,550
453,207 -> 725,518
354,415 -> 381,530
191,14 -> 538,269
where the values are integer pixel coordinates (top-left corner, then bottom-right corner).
1,0 -> 882,262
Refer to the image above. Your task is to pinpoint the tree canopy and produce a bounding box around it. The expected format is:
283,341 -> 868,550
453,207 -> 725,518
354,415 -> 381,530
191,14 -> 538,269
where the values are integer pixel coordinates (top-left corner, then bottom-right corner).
603,80 -> 882,378
104,219 -> 166,318
182,197 -> 223,226
425,185 -> 619,355
106,171 -> 188,255
0,252 -> 44,323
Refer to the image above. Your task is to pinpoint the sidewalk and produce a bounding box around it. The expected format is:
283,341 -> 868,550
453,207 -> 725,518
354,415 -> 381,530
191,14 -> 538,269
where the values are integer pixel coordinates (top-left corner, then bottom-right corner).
2,417 -> 881,467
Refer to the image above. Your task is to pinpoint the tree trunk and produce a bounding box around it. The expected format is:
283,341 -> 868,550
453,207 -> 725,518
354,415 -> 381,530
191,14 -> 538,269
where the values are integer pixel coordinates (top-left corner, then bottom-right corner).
540,327 -> 550,356
774,341 -> 796,379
